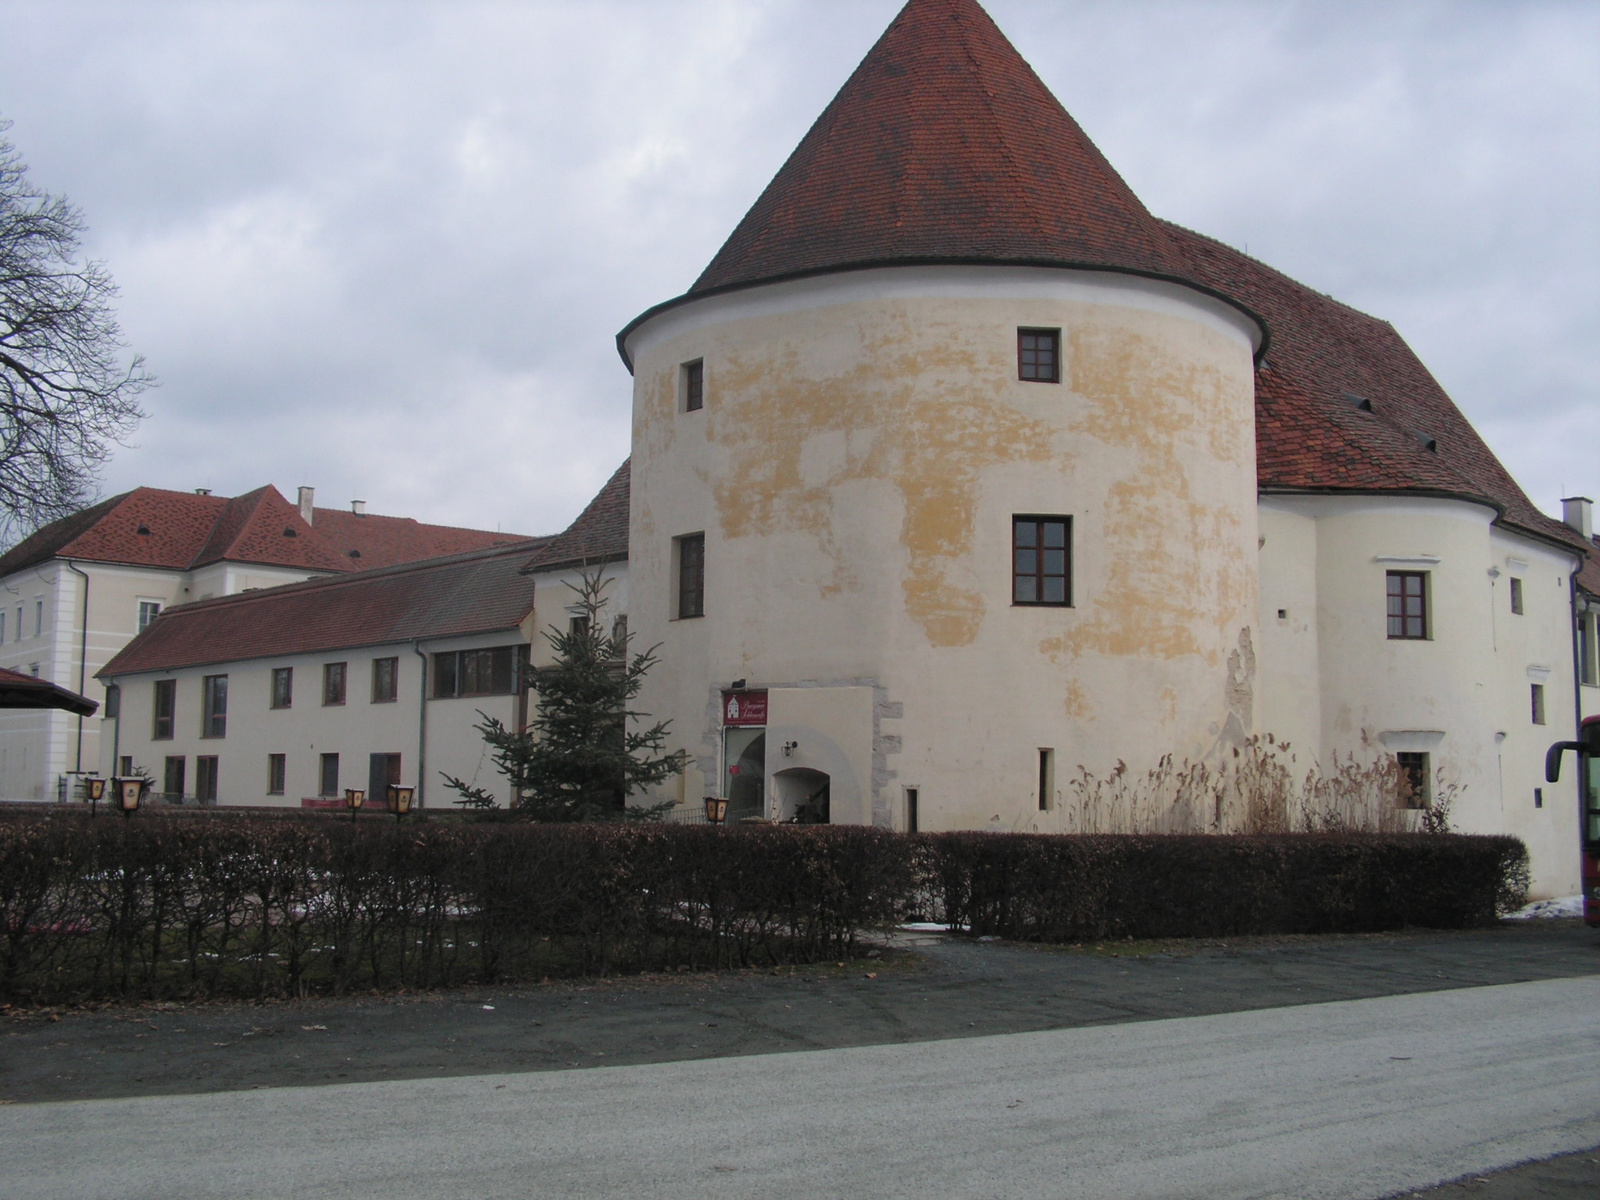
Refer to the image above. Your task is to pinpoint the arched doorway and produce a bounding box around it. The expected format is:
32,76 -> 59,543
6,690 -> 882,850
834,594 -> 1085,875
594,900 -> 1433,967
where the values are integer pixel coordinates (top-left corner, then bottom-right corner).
773,767 -> 830,824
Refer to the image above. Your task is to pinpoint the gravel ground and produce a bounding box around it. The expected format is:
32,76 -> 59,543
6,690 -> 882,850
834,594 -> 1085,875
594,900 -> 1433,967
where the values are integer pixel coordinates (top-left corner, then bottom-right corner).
3,919 -> 1596,1195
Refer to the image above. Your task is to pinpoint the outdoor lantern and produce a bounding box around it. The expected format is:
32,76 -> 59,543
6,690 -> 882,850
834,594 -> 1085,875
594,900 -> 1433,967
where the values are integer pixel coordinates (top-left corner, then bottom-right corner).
387,784 -> 415,821
116,776 -> 144,817
345,788 -> 365,821
704,796 -> 729,824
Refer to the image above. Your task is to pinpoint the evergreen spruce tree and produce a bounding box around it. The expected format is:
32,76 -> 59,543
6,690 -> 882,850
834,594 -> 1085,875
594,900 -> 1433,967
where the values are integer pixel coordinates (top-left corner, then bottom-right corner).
443,572 -> 683,820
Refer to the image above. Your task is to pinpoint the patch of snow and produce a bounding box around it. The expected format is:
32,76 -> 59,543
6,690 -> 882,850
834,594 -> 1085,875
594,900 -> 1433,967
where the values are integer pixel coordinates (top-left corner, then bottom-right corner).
898,922 -> 961,932
1505,895 -> 1586,919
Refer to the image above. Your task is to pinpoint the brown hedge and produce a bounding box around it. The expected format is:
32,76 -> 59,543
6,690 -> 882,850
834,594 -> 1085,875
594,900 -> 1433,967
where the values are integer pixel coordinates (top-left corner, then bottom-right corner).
919,832 -> 1530,941
0,816 -> 1529,1004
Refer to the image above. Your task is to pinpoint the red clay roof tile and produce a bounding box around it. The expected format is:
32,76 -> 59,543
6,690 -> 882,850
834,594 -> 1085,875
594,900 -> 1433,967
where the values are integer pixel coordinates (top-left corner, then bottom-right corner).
520,460 -> 629,573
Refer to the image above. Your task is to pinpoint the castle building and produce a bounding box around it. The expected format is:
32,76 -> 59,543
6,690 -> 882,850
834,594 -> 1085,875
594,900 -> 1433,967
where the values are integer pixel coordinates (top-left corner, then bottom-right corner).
619,0 -> 1595,895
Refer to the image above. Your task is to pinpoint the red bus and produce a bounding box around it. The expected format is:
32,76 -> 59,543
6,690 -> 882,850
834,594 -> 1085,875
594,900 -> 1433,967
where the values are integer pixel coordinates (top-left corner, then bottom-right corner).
1546,714 -> 1600,927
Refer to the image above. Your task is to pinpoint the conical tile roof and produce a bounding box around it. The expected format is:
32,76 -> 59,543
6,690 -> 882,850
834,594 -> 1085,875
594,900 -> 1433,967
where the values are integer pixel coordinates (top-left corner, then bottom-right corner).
691,0 -> 1196,294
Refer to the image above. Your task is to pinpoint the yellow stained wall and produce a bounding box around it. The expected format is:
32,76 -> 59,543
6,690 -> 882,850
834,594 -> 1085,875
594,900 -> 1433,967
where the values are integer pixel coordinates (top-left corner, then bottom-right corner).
626,266 -> 1260,830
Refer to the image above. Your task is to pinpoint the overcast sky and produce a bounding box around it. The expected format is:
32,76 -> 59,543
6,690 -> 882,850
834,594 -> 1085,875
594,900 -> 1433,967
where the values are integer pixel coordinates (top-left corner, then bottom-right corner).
1,0 -> 1595,538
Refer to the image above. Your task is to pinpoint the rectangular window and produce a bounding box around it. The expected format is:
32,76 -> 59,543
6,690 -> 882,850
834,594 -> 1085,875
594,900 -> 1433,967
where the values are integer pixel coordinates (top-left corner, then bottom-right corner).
1509,577 -> 1524,615
271,667 -> 293,709
1531,683 -> 1546,725
34,598 -> 43,636
1,611 -> 7,641
201,674 -> 227,738
1581,612 -> 1597,687
267,753 -> 286,796
1395,752 -> 1429,809
1038,748 -> 1054,812
1386,571 -> 1428,639
1018,328 -> 1060,383
119,755 -> 134,777
13,606 -> 19,641
196,756 -> 218,803
163,756 -> 185,800
677,533 -> 705,619
138,600 -> 162,632
683,359 -> 704,412
319,753 -> 339,797
905,787 -> 919,834
431,646 -> 518,698
371,657 -> 398,703
323,662 -> 347,706
1013,516 -> 1072,606
368,752 -> 402,805
153,678 -> 176,740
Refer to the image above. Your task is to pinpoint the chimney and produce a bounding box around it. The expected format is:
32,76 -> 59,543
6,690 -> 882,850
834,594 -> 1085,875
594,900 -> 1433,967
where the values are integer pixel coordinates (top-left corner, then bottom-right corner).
351,500 -> 367,516
1561,496 -> 1593,541
297,486 -> 315,525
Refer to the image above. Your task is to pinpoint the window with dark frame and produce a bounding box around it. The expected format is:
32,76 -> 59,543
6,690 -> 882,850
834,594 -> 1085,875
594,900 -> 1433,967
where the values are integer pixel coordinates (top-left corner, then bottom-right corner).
677,533 -> 705,619
319,753 -> 339,797
431,646 -> 520,698
271,667 -> 293,709
1509,577 -> 1524,615
323,662 -> 347,706
1582,612 -> 1597,687
1386,571 -> 1428,639
905,788 -> 919,834
196,756 -> 218,803
1017,328 -> 1060,383
1038,748 -> 1053,811
201,675 -> 228,739
163,756 -> 185,800
1531,683 -> 1546,725
1013,516 -> 1072,606
267,753 -> 286,795
683,359 -> 704,412
1395,751 -> 1429,809
152,678 -> 176,740
371,657 -> 398,703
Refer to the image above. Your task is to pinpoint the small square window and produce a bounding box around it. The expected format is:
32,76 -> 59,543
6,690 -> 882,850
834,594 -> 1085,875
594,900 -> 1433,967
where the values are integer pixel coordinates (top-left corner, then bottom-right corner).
683,360 -> 704,412
1509,577 -> 1524,615
137,600 -> 163,632
1386,571 -> 1428,639
267,753 -> 286,796
371,657 -> 398,703
271,667 -> 293,709
1395,752 -> 1429,809
1531,683 -> 1546,725
323,662 -> 347,706
1018,328 -> 1060,383
1013,516 -> 1072,606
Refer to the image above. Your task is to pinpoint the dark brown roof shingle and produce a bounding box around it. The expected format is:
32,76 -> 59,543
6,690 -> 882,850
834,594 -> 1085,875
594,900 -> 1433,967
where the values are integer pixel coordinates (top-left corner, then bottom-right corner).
520,460 -> 629,573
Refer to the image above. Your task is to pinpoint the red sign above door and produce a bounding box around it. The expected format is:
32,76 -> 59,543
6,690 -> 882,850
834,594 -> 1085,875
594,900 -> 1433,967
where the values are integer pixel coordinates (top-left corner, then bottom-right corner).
722,690 -> 768,726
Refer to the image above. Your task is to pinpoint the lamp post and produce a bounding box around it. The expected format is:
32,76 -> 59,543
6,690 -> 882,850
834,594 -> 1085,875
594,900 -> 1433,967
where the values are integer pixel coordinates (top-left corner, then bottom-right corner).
703,795 -> 728,825
387,784 -> 415,824
84,776 -> 106,819
345,788 -> 365,823
114,776 -> 144,818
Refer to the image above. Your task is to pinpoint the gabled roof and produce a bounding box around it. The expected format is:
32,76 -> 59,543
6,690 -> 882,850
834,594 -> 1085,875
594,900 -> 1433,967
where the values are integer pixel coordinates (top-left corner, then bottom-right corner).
521,460 -> 630,573
99,538 -> 550,678
620,0 -> 1261,362
0,485 -> 531,579
0,667 -> 98,715
1165,223 -> 1589,555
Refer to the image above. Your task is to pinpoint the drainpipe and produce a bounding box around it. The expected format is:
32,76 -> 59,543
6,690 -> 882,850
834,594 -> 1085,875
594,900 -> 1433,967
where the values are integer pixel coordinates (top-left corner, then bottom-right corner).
413,640 -> 429,809
107,675 -> 121,778
64,560 -> 90,773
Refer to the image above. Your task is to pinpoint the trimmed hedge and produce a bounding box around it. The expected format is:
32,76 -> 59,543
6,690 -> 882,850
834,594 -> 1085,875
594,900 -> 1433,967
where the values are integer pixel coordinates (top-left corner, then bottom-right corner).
922,832 -> 1530,941
0,816 -> 1529,1003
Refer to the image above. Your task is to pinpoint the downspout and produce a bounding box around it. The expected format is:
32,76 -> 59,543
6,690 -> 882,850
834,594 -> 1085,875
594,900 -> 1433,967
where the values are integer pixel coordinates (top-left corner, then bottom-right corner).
108,676 -> 121,779
64,559 -> 90,773
413,640 -> 429,809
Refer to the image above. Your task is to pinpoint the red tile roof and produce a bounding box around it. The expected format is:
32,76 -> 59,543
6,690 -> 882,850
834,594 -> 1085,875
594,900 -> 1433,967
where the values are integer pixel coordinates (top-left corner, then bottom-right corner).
0,486 -> 531,579
99,539 -> 548,678
0,666 -> 99,715
1165,224 -> 1589,555
520,460 -> 630,573
1577,539 -> 1600,598
621,0 -> 1260,360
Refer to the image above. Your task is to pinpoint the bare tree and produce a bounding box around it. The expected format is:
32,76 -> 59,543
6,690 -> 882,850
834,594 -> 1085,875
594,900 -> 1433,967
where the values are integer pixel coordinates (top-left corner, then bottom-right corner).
0,119 -> 152,547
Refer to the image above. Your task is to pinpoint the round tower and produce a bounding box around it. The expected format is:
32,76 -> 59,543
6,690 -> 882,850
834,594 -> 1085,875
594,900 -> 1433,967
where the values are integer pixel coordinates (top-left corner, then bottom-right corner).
620,0 -> 1263,830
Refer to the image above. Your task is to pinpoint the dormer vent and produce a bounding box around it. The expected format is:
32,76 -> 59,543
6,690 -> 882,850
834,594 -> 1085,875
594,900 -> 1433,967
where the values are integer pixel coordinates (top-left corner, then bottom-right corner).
1412,431 -> 1438,452
283,527 -> 298,538
136,524 -> 151,536
1340,391 -> 1373,412
348,549 -> 362,558
194,488 -> 211,496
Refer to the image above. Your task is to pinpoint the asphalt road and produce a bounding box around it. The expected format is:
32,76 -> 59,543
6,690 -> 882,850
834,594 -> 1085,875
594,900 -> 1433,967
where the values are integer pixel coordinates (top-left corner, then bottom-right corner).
3,975 -> 1598,1200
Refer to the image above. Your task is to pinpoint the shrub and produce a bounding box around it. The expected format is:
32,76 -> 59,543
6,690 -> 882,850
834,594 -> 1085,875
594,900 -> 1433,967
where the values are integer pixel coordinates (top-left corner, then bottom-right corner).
921,831 -> 1529,941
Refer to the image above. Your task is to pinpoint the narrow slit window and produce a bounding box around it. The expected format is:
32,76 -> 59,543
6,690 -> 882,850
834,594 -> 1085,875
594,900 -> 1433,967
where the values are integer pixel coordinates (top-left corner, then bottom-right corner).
677,533 -> 705,619
267,753 -> 286,795
1531,683 -> 1546,725
1509,577 -> 1524,615
1038,749 -> 1053,811
683,360 -> 704,412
